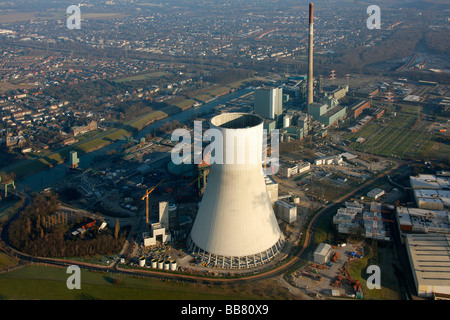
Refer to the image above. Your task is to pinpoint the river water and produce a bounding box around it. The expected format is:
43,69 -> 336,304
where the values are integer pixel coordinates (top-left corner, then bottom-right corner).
18,88 -> 253,192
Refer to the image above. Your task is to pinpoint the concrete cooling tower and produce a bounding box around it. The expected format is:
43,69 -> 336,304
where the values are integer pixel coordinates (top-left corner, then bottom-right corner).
188,113 -> 284,269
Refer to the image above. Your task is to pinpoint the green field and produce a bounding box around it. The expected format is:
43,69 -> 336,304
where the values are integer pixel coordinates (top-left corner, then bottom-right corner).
0,265 -> 286,300
114,71 -> 170,83
345,111 -> 450,160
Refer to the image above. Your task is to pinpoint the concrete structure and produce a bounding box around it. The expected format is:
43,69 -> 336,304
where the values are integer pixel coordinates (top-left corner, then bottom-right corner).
307,3 -> 314,105
279,161 -> 310,178
327,85 -> 349,100
313,243 -> 332,264
307,102 -> 346,126
143,201 -> 172,247
405,233 -> 450,298
159,201 -> 169,228
189,113 -> 284,269
254,87 -> 283,120
264,175 -> 278,204
143,223 -> 171,246
314,155 -> 343,166
69,151 -> 79,169
274,200 -> 297,223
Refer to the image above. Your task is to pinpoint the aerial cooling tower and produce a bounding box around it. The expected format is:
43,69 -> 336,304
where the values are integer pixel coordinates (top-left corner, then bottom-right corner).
189,113 -> 284,269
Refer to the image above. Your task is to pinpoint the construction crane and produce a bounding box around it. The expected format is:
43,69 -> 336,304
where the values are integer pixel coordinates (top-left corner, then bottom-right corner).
141,178 -> 165,224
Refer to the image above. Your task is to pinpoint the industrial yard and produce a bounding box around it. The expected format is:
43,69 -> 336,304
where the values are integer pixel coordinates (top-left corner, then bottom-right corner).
288,242 -> 366,299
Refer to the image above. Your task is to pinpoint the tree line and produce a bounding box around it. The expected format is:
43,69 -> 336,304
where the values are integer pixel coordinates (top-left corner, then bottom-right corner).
7,192 -> 127,258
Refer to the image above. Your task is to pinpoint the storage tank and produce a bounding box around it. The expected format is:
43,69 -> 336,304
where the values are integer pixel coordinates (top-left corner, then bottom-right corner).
168,203 -> 177,213
170,260 -> 177,271
157,259 -> 164,269
151,259 -> 157,268
164,261 -> 170,270
189,113 -> 284,269
139,257 -> 146,267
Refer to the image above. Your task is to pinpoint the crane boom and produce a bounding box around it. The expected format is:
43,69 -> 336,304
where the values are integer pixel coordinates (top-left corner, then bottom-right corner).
142,178 -> 165,224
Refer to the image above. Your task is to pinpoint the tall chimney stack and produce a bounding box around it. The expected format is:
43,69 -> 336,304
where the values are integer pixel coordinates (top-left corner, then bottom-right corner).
307,3 -> 314,105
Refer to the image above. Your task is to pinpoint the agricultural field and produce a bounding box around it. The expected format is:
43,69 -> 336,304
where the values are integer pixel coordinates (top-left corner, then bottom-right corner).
345,110 -> 450,160
0,264 -> 295,300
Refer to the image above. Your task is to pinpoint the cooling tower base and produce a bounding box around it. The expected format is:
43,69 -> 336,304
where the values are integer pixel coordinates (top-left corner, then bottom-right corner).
188,237 -> 285,269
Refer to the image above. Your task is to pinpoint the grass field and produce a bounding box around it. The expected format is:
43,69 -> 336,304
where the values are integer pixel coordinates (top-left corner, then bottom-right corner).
347,244 -> 401,300
0,265 -> 290,300
0,253 -> 18,270
113,71 -> 170,83
345,111 -> 450,160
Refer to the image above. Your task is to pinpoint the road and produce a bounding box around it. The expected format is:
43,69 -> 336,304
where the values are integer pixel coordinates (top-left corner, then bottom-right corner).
0,160 -> 403,289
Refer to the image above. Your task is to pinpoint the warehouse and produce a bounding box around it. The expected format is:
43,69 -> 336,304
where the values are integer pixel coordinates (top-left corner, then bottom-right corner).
413,188 -> 450,210
396,206 -> 450,234
313,243 -> 332,264
367,188 -> 385,200
405,233 -> 450,299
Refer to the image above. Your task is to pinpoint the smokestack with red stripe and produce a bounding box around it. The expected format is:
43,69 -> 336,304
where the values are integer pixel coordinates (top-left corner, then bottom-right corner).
307,3 -> 314,105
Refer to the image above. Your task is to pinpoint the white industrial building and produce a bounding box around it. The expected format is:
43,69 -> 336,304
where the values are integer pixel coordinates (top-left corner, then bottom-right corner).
279,161 -> 310,178
264,174 -> 278,203
396,206 -> 450,234
410,174 -> 450,190
367,188 -> 385,200
143,201 -> 171,247
334,201 -> 389,240
405,233 -> 450,299
274,200 -> 297,223
189,113 -> 284,269
413,188 -> 450,210
313,243 -> 332,264
253,87 -> 283,120
314,155 -> 344,166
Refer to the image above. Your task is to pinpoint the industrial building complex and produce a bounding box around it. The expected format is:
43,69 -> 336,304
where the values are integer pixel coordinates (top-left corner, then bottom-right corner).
1,0 -> 450,304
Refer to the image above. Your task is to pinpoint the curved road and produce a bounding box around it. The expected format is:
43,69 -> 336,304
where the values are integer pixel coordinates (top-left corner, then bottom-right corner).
1,162 -> 402,287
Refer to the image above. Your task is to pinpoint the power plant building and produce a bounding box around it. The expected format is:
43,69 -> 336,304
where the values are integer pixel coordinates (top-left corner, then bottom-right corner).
307,101 -> 346,126
254,87 -> 283,120
189,113 -> 284,269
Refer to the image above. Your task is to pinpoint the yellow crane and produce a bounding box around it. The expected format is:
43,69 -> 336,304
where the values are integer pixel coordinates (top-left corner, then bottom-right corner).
141,178 -> 165,224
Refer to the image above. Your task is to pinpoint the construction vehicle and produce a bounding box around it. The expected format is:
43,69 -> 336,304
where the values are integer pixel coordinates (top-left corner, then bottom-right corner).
332,275 -> 344,287
331,252 -> 338,262
347,277 -> 362,293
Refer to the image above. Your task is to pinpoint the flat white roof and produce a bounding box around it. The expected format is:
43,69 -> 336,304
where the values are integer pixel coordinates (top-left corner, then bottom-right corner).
405,234 -> 450,297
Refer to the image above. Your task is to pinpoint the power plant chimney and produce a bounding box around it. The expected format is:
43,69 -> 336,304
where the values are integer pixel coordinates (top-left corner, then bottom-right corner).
188,113 -> 284,269
307,3 -> 314,105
